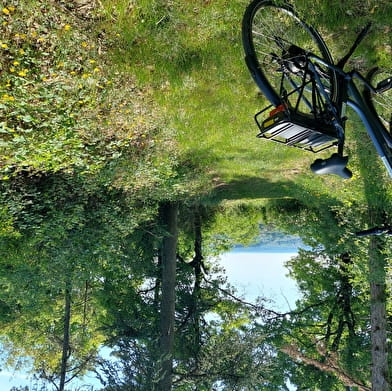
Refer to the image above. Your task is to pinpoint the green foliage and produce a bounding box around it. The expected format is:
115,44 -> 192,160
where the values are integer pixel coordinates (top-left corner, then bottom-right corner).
0,203 -> 18,237
174,326 -> 275,391
0,167 -> 159,388
265,250 -> 372,389
261,189 -> 392,389
202,203 -> 263,254
264,198 -> 345,252
0,0 -> 200,204
0,0 -> 105,173
0,0 -> 390,389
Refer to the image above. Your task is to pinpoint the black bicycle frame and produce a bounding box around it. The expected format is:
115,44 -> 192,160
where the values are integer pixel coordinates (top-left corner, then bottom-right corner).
307,54 -> 392,177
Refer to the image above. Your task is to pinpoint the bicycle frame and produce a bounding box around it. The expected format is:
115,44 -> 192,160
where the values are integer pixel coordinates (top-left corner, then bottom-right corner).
306,53 -> 392,177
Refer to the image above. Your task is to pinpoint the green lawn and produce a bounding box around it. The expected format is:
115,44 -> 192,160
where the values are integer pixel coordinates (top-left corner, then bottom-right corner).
99,0 -> 392,208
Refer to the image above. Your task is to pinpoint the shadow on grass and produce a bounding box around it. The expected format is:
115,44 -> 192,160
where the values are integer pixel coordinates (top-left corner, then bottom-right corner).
207,173 -> 342,212
181,143 -> 343,213
210,175 -> 293,201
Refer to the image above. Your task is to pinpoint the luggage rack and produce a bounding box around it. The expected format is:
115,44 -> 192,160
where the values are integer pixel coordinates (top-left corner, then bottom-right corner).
255,104 -> 340,153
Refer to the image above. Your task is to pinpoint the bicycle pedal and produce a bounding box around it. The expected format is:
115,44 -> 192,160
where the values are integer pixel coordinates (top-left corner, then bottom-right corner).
376,77 -> 392,93
311,154 -> 352,179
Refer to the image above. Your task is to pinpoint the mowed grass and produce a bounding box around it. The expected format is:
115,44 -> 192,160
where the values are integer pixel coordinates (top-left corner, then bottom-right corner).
99,0 -> 391,206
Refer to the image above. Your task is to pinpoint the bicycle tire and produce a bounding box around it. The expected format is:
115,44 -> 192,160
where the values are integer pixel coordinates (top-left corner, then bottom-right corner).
242,0 -> 338,113
364,68 -> 392,133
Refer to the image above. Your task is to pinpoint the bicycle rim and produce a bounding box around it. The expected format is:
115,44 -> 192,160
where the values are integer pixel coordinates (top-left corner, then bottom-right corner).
242,0 -> 338,114
365,69 -> 392,133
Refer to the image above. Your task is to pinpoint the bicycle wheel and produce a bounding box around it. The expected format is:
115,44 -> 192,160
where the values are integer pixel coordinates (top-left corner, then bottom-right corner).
365,68 -> 392,133
242,0 -> 338,114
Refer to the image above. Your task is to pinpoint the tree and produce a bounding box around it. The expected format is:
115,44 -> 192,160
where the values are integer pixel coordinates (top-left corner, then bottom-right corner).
0,169 -> 157,390
157,202 -> 179,391
94,203 -> 274,391
262,250 -> 370,390
368,233 -> 389,391
263,195 -> 392,390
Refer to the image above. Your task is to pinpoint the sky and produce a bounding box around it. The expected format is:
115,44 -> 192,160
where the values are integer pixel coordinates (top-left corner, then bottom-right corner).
0,248 -> 301,390
219,248 -> 301,310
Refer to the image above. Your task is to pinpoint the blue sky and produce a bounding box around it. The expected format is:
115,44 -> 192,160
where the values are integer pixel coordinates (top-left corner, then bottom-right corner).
219,249 -> 300,310
0,371 -> 29,390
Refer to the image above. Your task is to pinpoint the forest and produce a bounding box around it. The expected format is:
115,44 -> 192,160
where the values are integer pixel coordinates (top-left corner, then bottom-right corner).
0,0 -> 391,390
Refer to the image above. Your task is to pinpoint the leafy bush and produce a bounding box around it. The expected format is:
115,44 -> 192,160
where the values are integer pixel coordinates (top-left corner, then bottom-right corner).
0,0 -> 166,179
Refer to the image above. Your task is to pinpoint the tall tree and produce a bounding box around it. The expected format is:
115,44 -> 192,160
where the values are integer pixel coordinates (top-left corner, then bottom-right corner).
358,136 -> 391,391
0,169 -> 153,389
95,203 -> 273,391
59,278 -> 72,391
283,251 -> 369,389
368,236 -> 389,391
157,202 -> 179,391
264,195 -> 391,390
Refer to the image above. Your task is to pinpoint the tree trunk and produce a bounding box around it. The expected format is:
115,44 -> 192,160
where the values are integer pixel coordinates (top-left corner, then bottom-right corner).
157,202 -> 178,391
368,237 -> 389,391
357,145 -> 390,391
191,206 -> 203,351
59,279 -> 72,391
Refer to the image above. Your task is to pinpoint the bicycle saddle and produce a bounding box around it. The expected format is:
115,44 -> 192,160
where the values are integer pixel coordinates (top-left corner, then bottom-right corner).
310,153 -> 352,179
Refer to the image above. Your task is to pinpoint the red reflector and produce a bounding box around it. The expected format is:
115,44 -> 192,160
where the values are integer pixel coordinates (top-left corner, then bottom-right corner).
269,104 -> 285,117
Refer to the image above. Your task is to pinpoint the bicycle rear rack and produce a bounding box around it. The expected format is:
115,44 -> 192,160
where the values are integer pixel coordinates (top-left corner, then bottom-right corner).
255,105 -> 340,153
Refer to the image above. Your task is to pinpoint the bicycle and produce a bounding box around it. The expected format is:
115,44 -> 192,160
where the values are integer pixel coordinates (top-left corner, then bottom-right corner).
242,0 -> 392,179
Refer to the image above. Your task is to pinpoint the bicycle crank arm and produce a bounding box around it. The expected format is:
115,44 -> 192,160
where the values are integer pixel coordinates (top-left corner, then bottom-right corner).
376,76 -> 392,93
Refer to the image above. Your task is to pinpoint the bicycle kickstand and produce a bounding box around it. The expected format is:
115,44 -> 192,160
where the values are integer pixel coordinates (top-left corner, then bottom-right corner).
337,22 -> 372,69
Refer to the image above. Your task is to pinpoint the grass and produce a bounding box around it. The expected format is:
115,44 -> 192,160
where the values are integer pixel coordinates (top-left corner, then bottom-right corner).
0,1 -> 391,386
5,0 -> 388,210
96,0 -> 391,209
1,0 -> 387,206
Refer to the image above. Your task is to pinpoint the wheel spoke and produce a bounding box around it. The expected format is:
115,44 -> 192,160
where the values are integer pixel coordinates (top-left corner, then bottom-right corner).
369,71 -> 392,131
243,1 -> 336,115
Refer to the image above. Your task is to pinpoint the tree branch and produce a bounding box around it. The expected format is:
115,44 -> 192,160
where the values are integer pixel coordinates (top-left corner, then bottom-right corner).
281,343 -> 371,391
